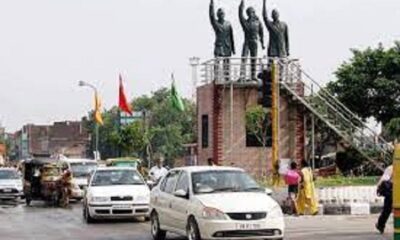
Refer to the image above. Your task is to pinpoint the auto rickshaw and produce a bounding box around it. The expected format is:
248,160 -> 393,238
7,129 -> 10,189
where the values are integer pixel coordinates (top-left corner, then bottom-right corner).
22,158 -> 63,206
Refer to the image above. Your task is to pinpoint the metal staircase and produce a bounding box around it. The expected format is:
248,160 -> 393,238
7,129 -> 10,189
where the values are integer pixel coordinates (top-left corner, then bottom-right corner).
277,59 -> 393,170
196,57 -> 393,171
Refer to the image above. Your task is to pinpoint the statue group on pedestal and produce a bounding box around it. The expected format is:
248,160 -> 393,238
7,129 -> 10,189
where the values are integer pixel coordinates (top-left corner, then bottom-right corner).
209,0 -> 289,80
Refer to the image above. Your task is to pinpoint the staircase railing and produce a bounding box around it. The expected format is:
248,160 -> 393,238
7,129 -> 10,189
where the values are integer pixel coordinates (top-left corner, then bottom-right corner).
196,57 -> 393,169
278,60 -> 393,168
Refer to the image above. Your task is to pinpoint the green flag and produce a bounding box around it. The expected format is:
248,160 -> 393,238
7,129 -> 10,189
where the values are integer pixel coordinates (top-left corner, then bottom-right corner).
170,75 -> 185,112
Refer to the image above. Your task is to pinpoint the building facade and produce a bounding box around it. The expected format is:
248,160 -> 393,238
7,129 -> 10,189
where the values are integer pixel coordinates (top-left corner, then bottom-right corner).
197,82 -> 306,177
14,121 -> 90,159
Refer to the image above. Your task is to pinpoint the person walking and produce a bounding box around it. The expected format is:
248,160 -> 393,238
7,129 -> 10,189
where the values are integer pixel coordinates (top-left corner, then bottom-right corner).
284,161 -> 300,215
297,160 -> 318,215
149,155 -> 168,183
376,165 -> 393,234
60,166 -> 72,208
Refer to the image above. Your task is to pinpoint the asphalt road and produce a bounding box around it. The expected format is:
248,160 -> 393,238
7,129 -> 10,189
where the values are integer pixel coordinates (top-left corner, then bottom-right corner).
0,200 -> 394,240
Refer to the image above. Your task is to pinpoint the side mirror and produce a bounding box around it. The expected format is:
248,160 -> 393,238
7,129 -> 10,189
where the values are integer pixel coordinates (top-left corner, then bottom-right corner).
174,189 -> 188,198
265,188 -> 273,196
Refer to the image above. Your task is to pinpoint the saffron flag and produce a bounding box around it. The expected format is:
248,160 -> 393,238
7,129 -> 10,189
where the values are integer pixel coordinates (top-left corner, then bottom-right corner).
94,92 -> 104,125
170,74 -> 185,112
119,74 -> 133,115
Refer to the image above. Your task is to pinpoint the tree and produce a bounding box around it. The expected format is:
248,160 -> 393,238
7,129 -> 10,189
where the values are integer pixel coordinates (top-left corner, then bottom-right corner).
384,117 -> 400,141
328,42 -> 400,126
245,105 -> 272,176
83,87 -> 196,166
245,105 -> 271,147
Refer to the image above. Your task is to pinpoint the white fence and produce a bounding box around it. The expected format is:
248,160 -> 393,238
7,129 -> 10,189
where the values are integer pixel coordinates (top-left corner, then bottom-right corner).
317,186 -> 384,205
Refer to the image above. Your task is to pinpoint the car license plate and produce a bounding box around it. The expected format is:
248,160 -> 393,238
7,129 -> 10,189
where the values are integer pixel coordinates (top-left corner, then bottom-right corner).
2,189 -> 12,193
236,223 -> 261,230
113,204 -> 131,209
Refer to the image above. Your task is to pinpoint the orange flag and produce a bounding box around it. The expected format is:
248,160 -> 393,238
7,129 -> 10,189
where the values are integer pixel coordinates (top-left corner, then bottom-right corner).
94,92 -> 104,125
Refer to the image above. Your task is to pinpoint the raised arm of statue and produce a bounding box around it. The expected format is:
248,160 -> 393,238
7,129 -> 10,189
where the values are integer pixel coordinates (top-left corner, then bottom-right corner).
262,0 -> 272,29
285,24 -> 290,56
209,0 -> 217,29
230,25 -> 236,55
239,0 -> 246,30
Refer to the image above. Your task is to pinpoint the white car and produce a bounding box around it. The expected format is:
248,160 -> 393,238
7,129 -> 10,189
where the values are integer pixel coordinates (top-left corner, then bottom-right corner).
60,158 -> 98,200
150,166 -> 284,240
83,167 -> 150,223
0,168 -> 23,201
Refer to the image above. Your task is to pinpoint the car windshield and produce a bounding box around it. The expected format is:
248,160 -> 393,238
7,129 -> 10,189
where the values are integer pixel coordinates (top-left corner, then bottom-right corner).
113,162 -> 137,168
70,162 -> 97,178
192,170 -> 263,194
91,169 -> 144,186
0,170 -> 20,180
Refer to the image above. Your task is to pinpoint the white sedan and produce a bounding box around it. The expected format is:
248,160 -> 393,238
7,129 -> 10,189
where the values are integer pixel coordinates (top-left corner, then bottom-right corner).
0,168 -> 23,201
150,166 -> 284,240
83,167 -> 150,223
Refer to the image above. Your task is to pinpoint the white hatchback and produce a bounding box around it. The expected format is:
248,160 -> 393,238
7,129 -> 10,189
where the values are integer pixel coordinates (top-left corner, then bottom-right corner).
83,167 -> 150,223
150,166 -> 284,240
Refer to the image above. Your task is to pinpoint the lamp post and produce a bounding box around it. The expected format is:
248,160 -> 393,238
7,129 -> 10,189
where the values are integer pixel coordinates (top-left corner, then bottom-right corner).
189,57 -> 200,102
78,81 -> 100,160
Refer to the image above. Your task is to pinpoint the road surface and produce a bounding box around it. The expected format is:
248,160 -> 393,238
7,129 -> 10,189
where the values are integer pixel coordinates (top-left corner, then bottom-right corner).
0,200 -> 393,240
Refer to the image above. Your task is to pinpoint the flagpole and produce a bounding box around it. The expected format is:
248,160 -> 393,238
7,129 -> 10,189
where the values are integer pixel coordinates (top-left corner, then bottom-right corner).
95,120 -> 99,160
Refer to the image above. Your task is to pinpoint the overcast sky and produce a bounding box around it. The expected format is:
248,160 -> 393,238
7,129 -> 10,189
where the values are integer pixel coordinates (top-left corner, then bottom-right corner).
0,0 -> 399,132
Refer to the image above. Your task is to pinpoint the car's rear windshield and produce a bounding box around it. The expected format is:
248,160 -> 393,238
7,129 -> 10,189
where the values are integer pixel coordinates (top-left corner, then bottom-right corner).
91,169 -> 144,186
0,170 -> 19,180
70,162 -> 97,178
191,170 -> 262,194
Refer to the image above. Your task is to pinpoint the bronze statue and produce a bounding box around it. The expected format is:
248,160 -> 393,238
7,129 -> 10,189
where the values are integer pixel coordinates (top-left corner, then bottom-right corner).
263,0 -> 289,58
210,0 -> 235,81
239,0 -> 265,80
209,0 -> 235,57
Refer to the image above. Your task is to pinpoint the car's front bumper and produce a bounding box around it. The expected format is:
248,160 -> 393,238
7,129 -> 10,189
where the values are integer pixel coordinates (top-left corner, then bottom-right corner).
0,188 -> 23,200
197,217 -> 284,240
88,202 -> 150,219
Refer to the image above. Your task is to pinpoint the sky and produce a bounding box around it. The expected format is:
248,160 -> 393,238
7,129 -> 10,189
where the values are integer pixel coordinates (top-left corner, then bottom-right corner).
0,0 -> 399,132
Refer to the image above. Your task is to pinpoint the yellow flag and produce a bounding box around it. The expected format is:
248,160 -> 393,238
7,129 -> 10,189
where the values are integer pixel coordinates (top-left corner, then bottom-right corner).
94,92 -> 104,125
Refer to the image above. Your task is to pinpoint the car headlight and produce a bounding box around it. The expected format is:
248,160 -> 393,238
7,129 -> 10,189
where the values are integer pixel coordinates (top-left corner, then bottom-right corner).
16,184 -> 23,191
202,207 -> 227,220
268,205 -> 283,218
90,196 -> 109,202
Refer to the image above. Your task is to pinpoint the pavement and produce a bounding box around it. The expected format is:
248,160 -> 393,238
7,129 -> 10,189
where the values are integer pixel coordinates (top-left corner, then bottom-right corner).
0,200 -> 394,240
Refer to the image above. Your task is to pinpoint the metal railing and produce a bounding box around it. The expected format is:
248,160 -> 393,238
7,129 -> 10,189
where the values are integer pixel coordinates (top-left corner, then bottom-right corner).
277,60 -> 393,167
196,57 -> 393,168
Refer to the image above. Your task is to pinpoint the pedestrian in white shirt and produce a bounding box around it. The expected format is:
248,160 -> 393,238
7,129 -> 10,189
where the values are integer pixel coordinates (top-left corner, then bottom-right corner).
149,156 -> 168,183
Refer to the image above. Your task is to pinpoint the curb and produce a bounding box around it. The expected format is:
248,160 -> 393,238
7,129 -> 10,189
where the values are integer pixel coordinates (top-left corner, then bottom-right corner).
281,202 -> 383,215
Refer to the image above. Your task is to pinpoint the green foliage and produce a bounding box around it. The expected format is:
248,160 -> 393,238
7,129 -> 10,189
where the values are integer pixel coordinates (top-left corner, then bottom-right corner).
245,105 -> 271,146
84,87 -> 196,166
335,148 -> 382,176
384,117 -> 400,141
328,42 -> 400,125
314,176 -> 378,187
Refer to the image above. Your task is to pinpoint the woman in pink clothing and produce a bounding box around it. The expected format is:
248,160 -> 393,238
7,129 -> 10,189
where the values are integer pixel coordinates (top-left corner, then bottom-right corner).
284,161 -> 301,215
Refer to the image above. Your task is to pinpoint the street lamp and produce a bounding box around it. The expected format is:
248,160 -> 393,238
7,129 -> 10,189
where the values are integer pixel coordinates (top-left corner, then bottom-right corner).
78,80 -> 100,160
189,56 -> 200,102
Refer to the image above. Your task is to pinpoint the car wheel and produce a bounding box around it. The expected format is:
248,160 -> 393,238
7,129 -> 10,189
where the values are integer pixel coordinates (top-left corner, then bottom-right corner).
151,212 -> 166,240
84,205 -> 95,223
187,217 -> 202,240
